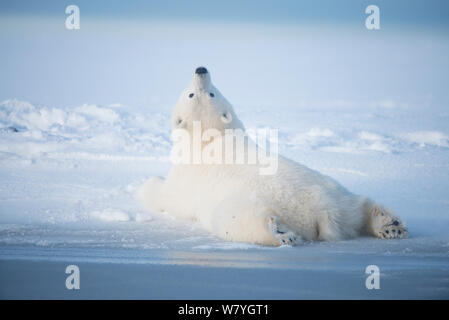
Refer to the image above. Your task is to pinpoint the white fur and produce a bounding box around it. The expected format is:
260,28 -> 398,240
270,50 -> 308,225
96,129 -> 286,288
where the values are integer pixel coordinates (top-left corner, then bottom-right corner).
137,68 -> 407,246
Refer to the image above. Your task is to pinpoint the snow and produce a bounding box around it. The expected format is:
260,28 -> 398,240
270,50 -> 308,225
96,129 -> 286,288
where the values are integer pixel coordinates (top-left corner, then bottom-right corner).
1,17 -> 449,299
1,96 -> 449,298
0,99 -> 171,161
402,131 -> 449,148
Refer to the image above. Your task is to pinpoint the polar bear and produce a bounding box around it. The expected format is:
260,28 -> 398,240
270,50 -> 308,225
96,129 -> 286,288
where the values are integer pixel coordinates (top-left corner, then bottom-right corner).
137,67 -> 408,246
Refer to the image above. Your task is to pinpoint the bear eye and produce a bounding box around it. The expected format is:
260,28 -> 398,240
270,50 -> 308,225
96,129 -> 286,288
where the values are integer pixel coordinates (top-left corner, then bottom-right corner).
176,118 -> 183,125
189,93 -> 194,98
210,93 -> 215,97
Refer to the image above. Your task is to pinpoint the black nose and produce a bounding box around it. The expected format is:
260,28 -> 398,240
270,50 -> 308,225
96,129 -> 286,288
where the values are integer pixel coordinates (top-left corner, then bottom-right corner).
195,67 -> 208,75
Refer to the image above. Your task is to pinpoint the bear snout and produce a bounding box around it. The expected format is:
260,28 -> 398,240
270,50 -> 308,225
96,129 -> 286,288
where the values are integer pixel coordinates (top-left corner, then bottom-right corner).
195,66 -> 208,75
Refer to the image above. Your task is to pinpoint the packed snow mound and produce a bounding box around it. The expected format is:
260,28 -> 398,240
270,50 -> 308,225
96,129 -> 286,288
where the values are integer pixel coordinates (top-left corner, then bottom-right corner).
283,126 -> 445,154
90,208 -> 131,222
0,99 -> 171,161
402,131 -> 449,148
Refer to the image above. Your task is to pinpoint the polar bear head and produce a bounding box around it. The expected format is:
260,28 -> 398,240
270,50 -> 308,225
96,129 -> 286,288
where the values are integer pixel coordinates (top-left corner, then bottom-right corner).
171,67 -> 244,136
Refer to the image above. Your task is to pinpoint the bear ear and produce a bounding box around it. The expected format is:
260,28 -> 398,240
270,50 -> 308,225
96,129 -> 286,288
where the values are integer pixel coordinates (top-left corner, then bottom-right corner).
221,111 -> 232,124
174,117 -> 183,127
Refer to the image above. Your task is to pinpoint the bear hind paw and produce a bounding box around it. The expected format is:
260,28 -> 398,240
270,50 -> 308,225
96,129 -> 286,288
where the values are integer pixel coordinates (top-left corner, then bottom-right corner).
377,220 -> 408,239
268,216 -> 302,246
